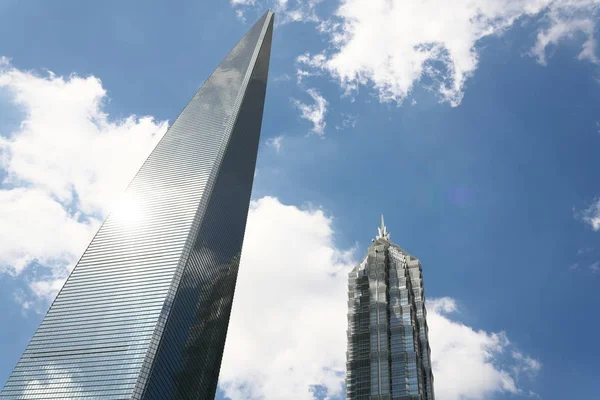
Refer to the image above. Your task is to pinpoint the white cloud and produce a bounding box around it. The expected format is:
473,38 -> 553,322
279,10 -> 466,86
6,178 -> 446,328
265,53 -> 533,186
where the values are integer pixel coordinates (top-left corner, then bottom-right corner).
231,0 -> 256,6
577,247 -> 593,255
428,298 -> 529,400
292,88 -> 328,135
0,188 -> 99,275
0,58 -> 167,301
590,261 -> 600,273
231,0 -> 323,25
335,112 -> 357,130
568,262 -> 580,271
532,3 -> 600,65
12,289 -> 35,315
29,279 -> 68,302
235,9 -> 247,23
219,197 -> 355,400
276,0 -> 323,24
512,351 -> 542,380
219,198 -> 541,400
232,1 -> 598,107
0,59 -> 167,216
296,68 -> 319,84
581,198 -> 600,231
266,135 -> 284,152
274,73 -> 292,82
293,0 -> 600,106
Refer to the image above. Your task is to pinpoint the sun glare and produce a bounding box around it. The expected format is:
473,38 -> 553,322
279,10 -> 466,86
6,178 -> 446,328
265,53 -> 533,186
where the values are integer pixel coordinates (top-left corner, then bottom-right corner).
111,193 -> 143,223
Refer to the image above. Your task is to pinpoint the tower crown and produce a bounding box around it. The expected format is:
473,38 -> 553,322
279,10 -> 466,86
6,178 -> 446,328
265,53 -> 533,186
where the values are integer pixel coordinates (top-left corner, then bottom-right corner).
376,214 -> 390,241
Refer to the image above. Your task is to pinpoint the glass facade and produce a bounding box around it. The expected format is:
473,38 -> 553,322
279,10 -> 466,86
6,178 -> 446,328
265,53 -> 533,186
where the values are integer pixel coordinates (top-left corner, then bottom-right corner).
0,11 -> 273,400
346,217 -> 435,400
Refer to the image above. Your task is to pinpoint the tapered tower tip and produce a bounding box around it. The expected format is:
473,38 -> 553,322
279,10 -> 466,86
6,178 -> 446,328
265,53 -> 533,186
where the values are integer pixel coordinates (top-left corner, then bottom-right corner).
376,214 -> 390,240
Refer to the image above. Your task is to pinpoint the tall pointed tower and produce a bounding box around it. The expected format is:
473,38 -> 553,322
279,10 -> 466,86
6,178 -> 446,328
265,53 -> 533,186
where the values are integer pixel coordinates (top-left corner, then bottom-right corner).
1,11 -> 274,400
346,216 -> 435,400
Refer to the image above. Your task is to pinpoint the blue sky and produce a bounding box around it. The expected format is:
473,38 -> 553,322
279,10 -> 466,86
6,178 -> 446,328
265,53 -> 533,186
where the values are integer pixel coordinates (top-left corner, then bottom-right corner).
1,0 -> 600,399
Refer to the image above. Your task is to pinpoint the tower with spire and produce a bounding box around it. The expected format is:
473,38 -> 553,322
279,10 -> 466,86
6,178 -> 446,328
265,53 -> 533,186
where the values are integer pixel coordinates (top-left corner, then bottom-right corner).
346,216 -> 435,400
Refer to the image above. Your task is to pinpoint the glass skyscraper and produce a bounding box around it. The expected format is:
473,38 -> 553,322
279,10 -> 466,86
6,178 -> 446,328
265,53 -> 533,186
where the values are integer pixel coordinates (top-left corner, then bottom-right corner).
346,216 -> 435,400
1,11 -> 273,400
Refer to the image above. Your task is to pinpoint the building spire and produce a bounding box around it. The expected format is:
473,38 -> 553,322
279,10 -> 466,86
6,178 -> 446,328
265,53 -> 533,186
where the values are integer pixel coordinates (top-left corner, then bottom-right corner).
376,214 -> 390,240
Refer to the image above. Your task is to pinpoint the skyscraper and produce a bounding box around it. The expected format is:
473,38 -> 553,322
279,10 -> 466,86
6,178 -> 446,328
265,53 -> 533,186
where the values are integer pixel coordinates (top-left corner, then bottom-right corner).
1,11 -> 273,400
346,216 -> 435,400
